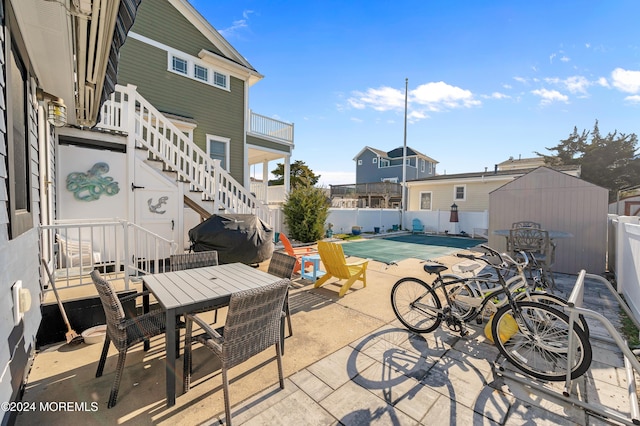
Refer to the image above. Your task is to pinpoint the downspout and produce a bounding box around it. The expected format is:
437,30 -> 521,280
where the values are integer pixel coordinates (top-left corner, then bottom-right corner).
243,72 -> 251,188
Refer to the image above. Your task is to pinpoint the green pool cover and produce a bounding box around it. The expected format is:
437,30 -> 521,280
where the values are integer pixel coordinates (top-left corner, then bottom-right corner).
341,234 -> 485,265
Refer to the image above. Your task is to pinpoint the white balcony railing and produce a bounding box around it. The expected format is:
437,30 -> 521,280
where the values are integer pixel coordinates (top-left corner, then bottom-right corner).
249,110 -> 294,144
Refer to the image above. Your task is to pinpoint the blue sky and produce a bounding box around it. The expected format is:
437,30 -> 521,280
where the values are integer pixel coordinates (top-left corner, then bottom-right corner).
190,1 -> 640,186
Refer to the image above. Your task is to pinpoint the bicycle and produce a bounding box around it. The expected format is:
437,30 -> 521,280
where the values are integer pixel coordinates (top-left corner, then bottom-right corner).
391,245 -> 592,381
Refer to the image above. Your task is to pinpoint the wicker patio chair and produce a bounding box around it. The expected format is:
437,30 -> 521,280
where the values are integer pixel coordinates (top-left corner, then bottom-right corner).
170,250 -> 219,271
509,227 -> 556,289
90,270 -> 167,408
267,251 -> 297,343
183,279 -> 290,425
170,251 -> 220,345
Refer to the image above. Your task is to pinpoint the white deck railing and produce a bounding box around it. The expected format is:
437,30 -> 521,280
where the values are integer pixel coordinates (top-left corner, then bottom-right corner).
40,219 -> 178,291
97,84 -> 271,222
249,110 -> 294,144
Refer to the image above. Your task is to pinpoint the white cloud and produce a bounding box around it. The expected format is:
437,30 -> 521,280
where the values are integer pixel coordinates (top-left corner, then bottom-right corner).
585,43 -> 591,48
560,56 -> 570,62
502,83 -> 512,89
490,92 -> 510,99
513,76 -> 528,84
531,89 -> 569,105
348,86 -> 405,112
563,76 -> 590,94
611,68 -> 640,93
317,171 -> 356,186
597,77 -> 609,87
549,53 -> 556,63
624,95 -> 640,104
410,81 -> 480,109
345,81 -> 478,122
350,117 -> 363,123
219,10 -> 254,37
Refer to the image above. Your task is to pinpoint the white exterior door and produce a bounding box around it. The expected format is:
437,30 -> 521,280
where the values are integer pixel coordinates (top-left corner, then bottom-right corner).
133,158 -> 180,248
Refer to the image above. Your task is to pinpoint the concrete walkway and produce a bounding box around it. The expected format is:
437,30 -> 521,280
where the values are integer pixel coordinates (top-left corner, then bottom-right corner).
15,252 -> 638,425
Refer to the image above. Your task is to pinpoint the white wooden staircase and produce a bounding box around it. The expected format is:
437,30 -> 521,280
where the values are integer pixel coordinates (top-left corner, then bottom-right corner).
97,84 -> 271,223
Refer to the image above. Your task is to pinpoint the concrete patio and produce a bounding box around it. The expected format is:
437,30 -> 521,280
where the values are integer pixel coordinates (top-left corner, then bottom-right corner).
14,249 -> 638,425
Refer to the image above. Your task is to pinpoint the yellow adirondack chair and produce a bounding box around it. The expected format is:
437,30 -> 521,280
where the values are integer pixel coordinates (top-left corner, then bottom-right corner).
314,241 -> 370,297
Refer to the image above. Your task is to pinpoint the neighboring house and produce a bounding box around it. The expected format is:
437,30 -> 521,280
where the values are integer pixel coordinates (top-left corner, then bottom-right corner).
330,146 -> 437,208
497,156 -> 546,171
404,165 -> 581,234
1,0 -> 140,422
56,0 -> 295,249
354,146 -> 438,184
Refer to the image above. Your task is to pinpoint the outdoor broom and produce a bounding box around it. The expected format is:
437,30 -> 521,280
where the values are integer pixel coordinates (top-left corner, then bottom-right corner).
41,258 -> 83,344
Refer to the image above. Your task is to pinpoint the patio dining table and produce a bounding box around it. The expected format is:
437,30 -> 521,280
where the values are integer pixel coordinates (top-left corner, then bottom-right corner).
142,262 -> 282,407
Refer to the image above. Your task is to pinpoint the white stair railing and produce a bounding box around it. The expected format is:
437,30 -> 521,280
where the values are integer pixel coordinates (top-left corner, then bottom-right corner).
98,84 -> 271,222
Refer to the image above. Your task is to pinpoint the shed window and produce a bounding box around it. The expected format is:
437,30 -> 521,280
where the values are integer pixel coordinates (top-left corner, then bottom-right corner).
454,185 -> 466,201
358,160 -> 362,165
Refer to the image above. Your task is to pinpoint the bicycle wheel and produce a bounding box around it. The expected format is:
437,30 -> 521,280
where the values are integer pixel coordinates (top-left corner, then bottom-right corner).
391,278 -> 442,333
491,301 -> 592,381
525,292 -> 590,337
442,274 -> 478,321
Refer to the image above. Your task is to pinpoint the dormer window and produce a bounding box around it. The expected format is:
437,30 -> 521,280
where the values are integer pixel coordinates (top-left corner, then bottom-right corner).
172,56 -> 188,74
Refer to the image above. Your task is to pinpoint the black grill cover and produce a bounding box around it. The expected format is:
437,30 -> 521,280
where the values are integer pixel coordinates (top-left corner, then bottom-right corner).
188,214 -> 273,264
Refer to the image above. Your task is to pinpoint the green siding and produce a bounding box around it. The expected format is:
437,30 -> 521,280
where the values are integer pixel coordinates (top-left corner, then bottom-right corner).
117,3 -> 246,182
246,135 -> 292,154
130,0 -> 223,57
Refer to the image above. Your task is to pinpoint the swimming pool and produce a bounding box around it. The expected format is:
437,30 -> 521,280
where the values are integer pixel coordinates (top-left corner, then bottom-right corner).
340,234 -> 485,265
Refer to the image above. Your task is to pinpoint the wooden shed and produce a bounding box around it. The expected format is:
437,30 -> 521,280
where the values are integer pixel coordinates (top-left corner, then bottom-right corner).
487,167 -> 608,274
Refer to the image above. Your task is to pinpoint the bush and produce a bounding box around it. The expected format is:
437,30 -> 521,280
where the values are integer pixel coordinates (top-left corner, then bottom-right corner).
282,186 -> 329,243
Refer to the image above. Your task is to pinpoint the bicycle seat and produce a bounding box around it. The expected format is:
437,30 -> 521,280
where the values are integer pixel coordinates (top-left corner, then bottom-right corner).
423,264 -> 448,275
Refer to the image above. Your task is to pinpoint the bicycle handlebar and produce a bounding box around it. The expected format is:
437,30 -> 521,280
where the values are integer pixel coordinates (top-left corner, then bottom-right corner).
456,244 -> 529,270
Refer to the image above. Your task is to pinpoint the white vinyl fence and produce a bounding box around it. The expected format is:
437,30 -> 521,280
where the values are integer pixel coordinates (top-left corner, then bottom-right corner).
608,215 -> 640,323
324,208 -> 489,235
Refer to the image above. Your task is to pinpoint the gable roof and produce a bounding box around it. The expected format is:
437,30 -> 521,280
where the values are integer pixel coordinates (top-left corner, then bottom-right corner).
168,0 -> 263,84
353,146 -> 438,163
489,165 -> 606,194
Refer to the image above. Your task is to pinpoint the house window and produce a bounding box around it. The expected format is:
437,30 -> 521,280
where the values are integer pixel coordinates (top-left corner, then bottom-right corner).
382,177 -> 398,183
420,192 -> 432,210
213,72 -> 227,88
172,56 -> 188,74
421,160 -> 425,172
358,160 -> 362,165
7,33 -> 33,238
207,135 -> 230,170
454,185 -> 466,201
373,158 -> 377,164
379,158 -> 390,168
194,64 -> 208,82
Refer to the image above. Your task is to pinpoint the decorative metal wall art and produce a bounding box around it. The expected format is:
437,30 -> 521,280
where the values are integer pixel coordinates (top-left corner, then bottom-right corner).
66,162 -> 120,201
148,196 -> 169,214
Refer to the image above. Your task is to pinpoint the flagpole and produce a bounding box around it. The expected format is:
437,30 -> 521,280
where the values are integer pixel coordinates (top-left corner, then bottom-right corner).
401,78 -> 408,228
